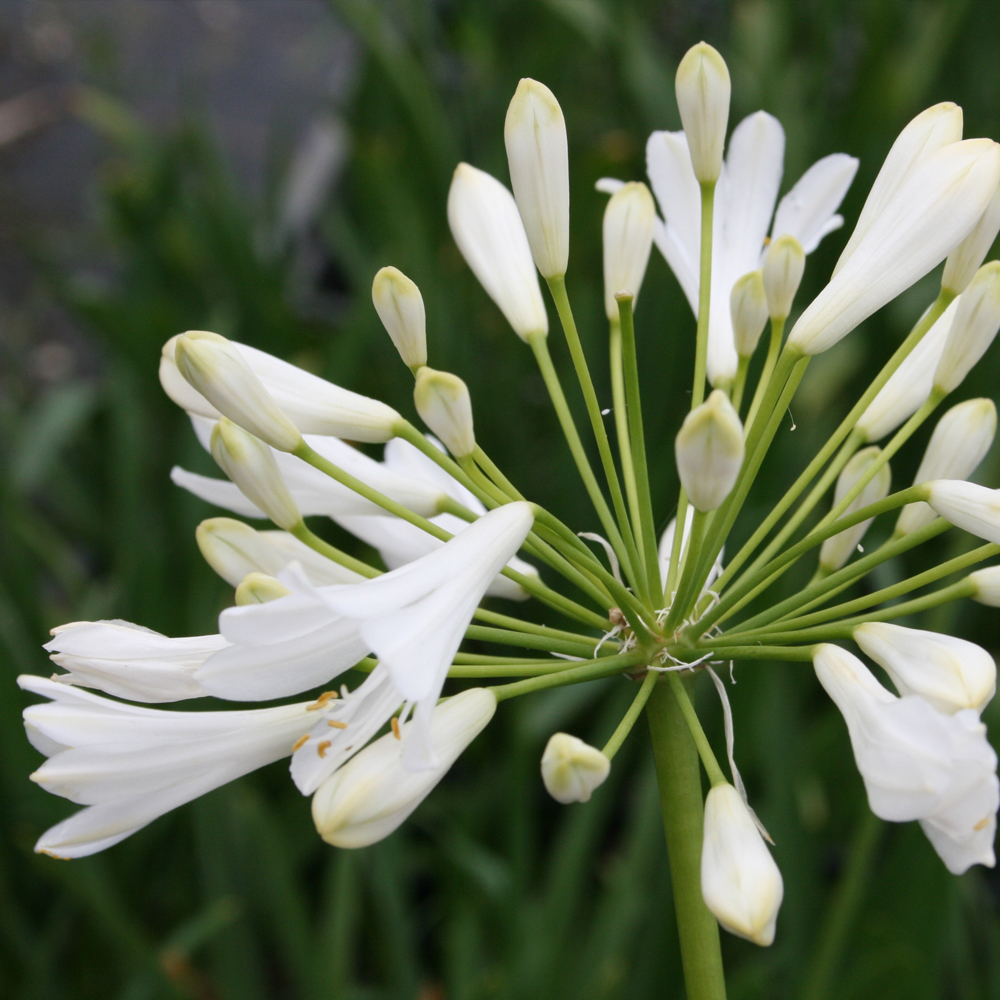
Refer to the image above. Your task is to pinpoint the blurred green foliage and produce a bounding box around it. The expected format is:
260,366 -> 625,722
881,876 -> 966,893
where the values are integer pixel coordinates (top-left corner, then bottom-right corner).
5,0 -> 1000,997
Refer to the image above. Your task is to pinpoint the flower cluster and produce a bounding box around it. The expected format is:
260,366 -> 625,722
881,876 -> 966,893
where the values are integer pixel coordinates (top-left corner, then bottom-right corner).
19,40 -> 1000,983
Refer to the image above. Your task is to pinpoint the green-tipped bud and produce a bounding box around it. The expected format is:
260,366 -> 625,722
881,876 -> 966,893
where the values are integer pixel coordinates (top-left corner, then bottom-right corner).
934,261 -> 1000,393
372,266 -> 427,370
602,182 -> 656,321
235,572 -> 292,606
819,447 -> 892,572
762,235 -> 805,321
413,367 -> 475,458
731,270 -> 769,358
175,331 -> 303,452
675,42 -> 731,184
504,78 -> 569,279
675,389 -> 745,512
210,419 -> 302,531
540,733 -> 610,804
942,183 -> 1000,295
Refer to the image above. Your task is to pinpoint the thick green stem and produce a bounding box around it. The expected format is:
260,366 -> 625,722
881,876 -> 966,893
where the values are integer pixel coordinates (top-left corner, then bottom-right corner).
646,681 -> 727,1000
691,182 -> 716,411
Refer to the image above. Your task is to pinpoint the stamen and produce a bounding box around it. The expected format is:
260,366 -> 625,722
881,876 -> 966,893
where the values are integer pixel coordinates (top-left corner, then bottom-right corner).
291,734 -> 310,752
975,816 -> 990,831
307,691 -> 338,710
327,719 -> 348,729
317,740 -> 332,758
391,717 -> 402,740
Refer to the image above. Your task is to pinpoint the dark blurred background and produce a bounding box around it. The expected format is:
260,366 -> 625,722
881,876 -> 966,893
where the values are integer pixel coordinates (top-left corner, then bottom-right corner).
3,1 -> 1000,997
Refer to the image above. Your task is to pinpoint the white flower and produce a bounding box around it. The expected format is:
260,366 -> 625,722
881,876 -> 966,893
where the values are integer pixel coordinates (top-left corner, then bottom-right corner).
372,266 -> 427,370
855,298 -> 958,443
602,181 -> 656,321
540,733 -> 610,803
854,622 -> 996,714
160,334 -> 401,443
311,688 -> 496,848
336,437 -> 539,601
674,42 -> 731,184
235,572 -> 292,605
818,446 -> 891,572
942,182 -> 1000,294
196,516 -> 365,588
675,390 -> 745,512
933,261 -> 1000,393
813,644 -> 998,874
43,621 -> 228,703
701,782 -> 783,946
447,163 -> 549,341
647,113 -> 857,385
172,414 -> 447,520
926,480 -> 1000,544
970,566 -> 1000,606
834,102 -> 963,274
895,398 -> 996,535
730,270 -> 768,358
413,368 -> 476,458
788,138 -> 1000,357
761,234 -> 805,322
504,78 -> 569,279
19,674 -> 327,859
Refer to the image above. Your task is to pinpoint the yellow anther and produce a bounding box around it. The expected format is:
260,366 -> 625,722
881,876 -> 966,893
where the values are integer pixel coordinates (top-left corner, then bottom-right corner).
391,717 -> 402,740
291,734 -> 310,752
328,719 -> 348,730
307,691 -> 338,710
317,740 -> 332,758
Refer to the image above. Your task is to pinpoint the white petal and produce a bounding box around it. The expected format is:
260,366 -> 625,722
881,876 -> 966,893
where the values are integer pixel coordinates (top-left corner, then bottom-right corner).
771,153 -> 859,253
171,466 -> 266,519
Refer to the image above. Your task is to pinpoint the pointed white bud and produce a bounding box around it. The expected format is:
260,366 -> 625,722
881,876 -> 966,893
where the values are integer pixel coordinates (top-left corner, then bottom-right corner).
819,446 -> 892,572
210,419 -> 302,531
602,181 -> 656,321
934,261 -> 1000,393
372,266 -> 427,370
504,78 -> 569,279
311,688 -> 496,848
731,270 -> 769,358
970,567 -> 1000,606
413,367 -> 475,458
856,298 -> 957,443
926,480 -> 1000,545
896,398 -> 996,535
196,517 -> 364,587
675,42 -> 731,184
235,572 -> 292,606
540,733 -> 610,804
675,390 -> 745,512
788,139 -> 1000,357
701,783 -> 783,947
942,183 -> 1000,294
762,234 -> 805,321
835,103 -> 964,275
854,622 -> 996,714
447,163 -> 549,341
174,331 -> 303,452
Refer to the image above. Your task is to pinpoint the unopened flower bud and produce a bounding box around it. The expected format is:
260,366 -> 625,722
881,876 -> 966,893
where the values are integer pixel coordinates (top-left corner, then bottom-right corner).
413,368 -> 475,458
731,270 -> 768,358
675,390 -> 745,512
762,235 -> 805,321
448,163 -> 549,341
926,480 -> 1000,545
540,733 -> 610,804
210,419 -> 302,531
701,783 -> 783,946
235,572 -> 292,606
602,182 -> 655,321
175,331 -> 303,452
372,266 -> 427,370
896,398 -> 996,535
312,688 -> 496,848
675,42 -> 731,184
942,183 -> 1000,294
970,566 -> 1000,606
856,299 -> 957,443
819,447 -> 891,572
934,261 -> 1000,393
504,78 -> 569,280
854,622 -> 996,714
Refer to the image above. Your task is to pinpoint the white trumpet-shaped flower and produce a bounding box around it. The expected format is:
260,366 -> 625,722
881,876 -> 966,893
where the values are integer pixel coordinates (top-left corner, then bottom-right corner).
761,234 -> 805,322
646,112 -> 857,385
895,398 -> 996,535
413,368 -> 476,458
854,622 -> 996,714
676,390 -> 745,512
540,733 -> 610,803
161,334 -> 401,443
933,261 -> 1000,393
311,688 -> 496,848
730,270 -> 768,358
602,181 -> 656,320
447,163 -> 549,341
942,182 -> 1000,295
819,447 -> 891,572
813,644 -> 998,874
372,266 -> 428,370
926,480 -> 1000,544
674,42 -> 730,185
701,782 -> 784,946
970,566 -> 1000,606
